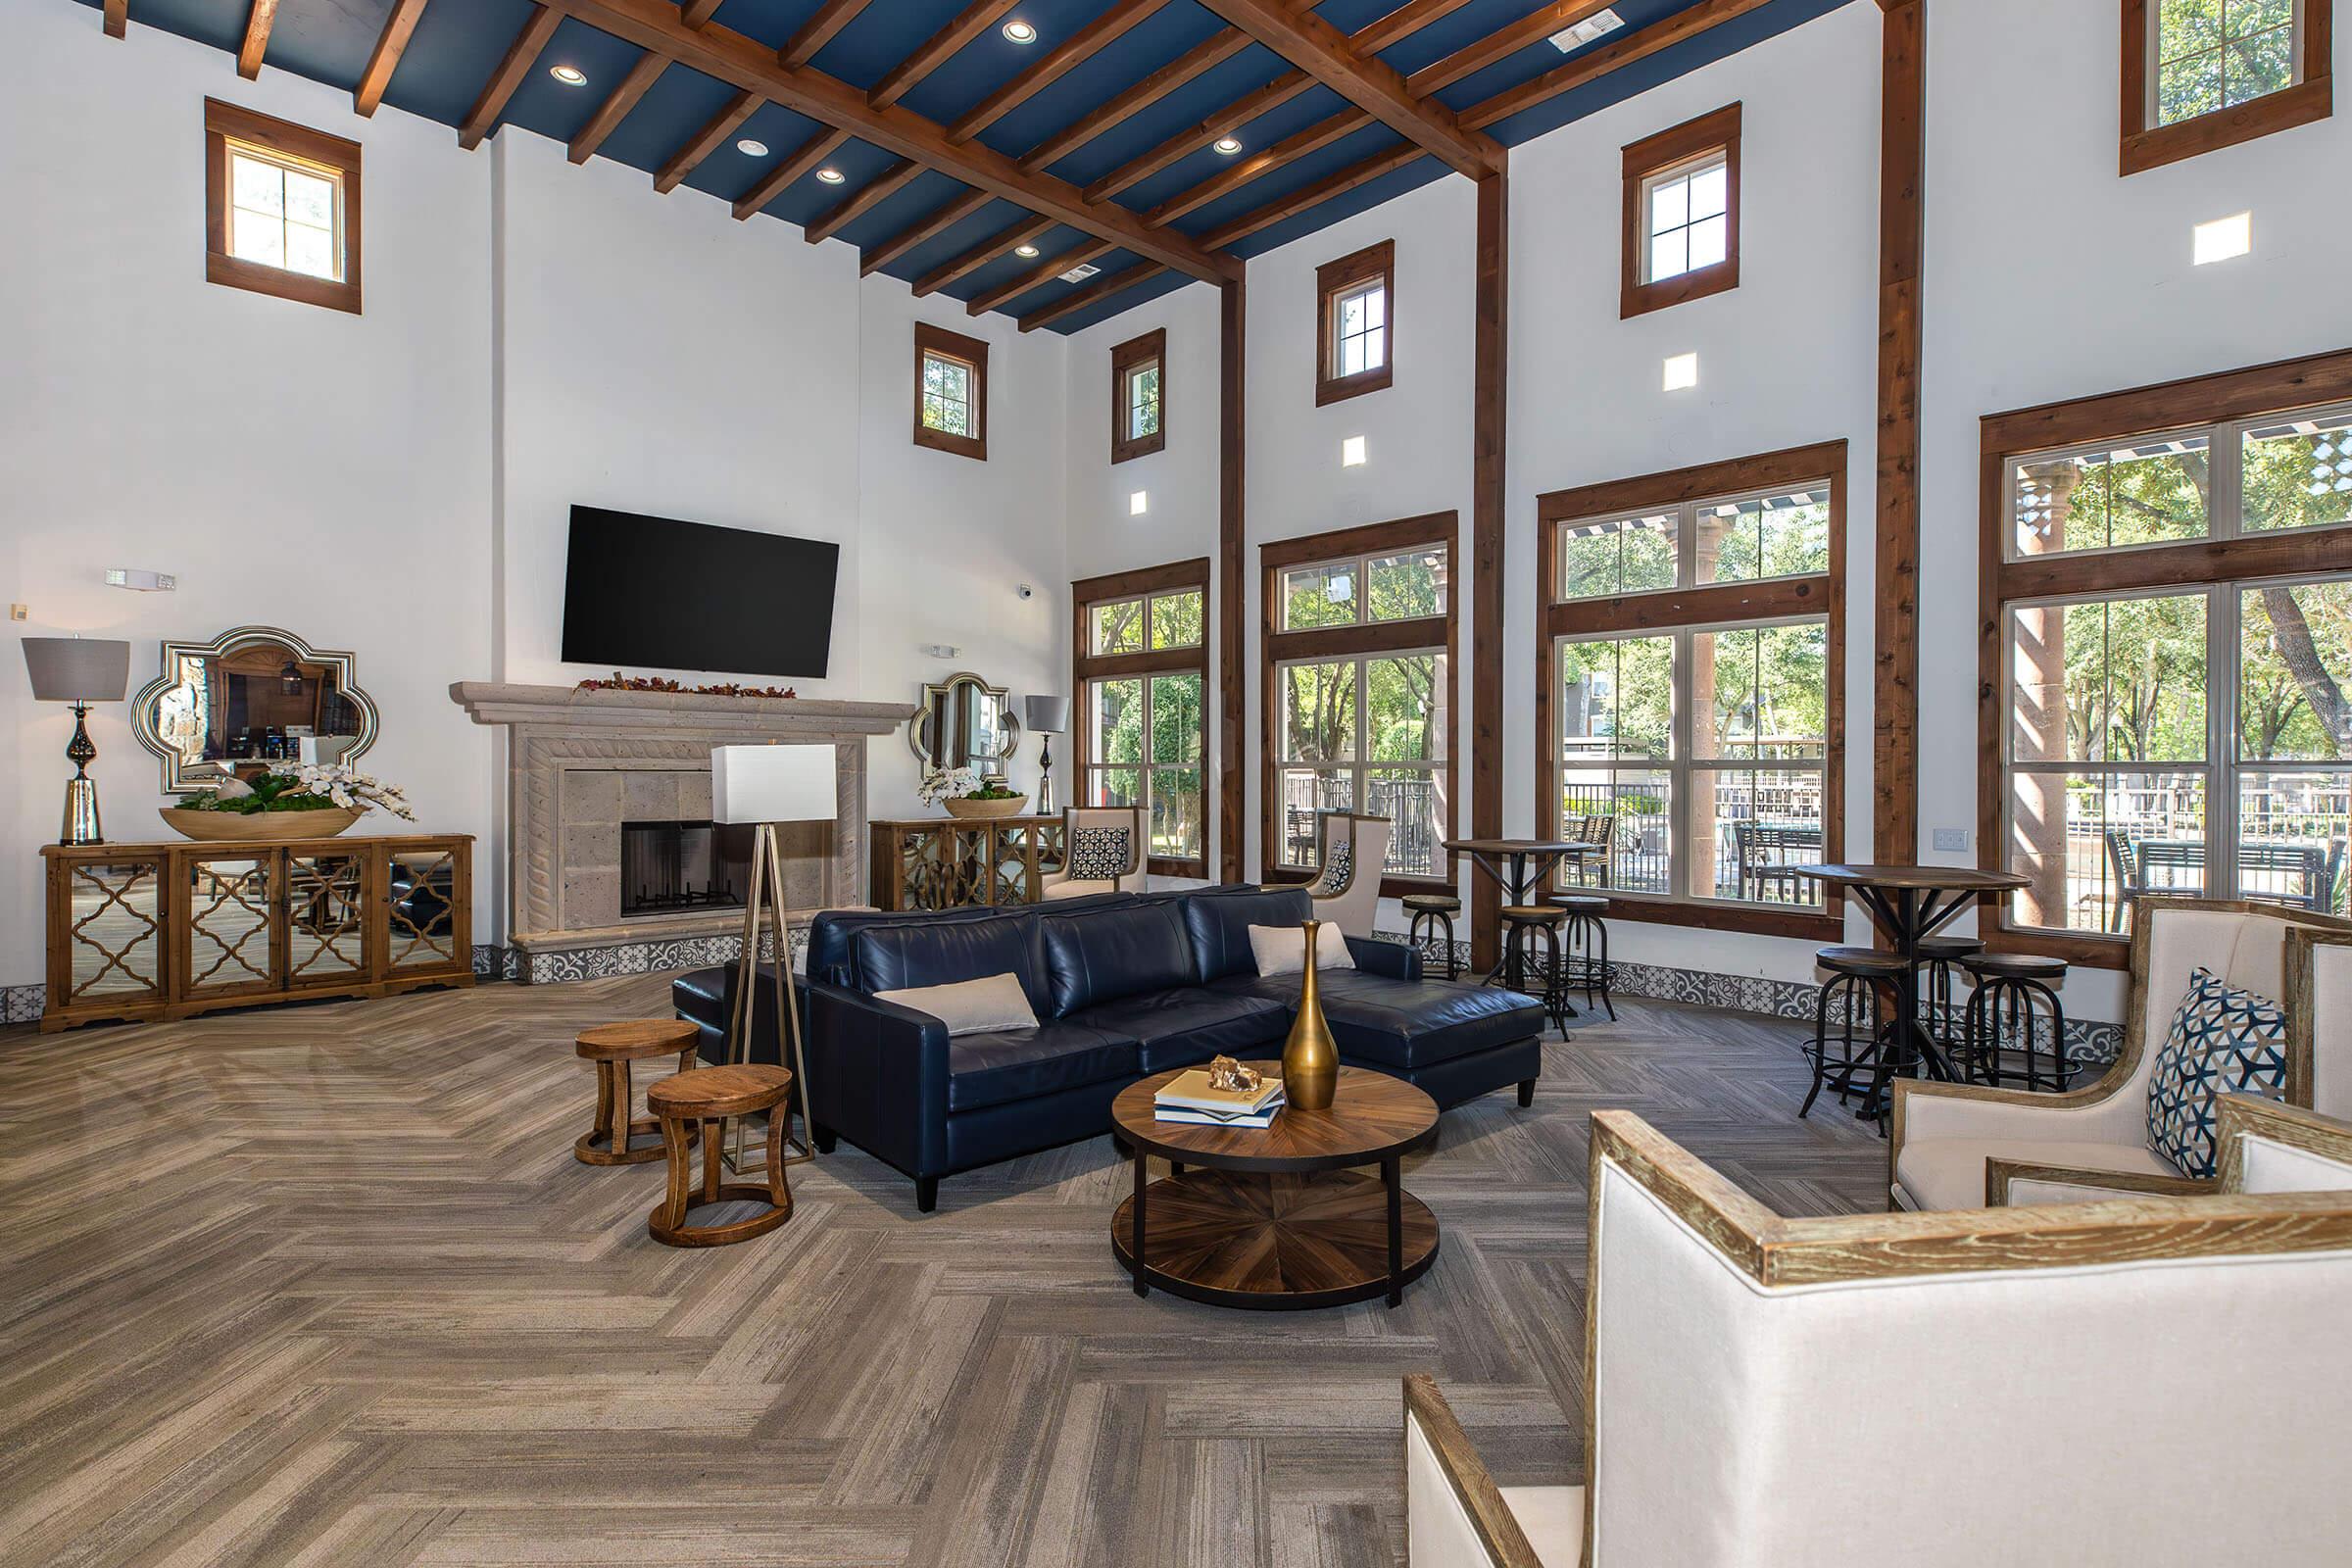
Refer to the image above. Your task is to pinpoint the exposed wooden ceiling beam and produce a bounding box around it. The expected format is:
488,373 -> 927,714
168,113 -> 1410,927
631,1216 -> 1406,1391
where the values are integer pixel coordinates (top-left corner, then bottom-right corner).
862,186 -> 992,276
1198,140 -> 1425,250
870,0 -> 1022,110
1350,0 -> 1486,55
1408,1 -> 1616,96
103,0 -> 126,38
538,0 -> 1239,282
460,5 -> 561,150
950,0 -> 1169,145
1189,0 -> 1502,176
1019,264 -> 1169,332
1461,0 -> 1774,130
1144,107 -> 1370,227
238,0 -> 280,78
1083,70 -> 1316,203
355,0 -> 430,118
965,239 -> 1115,316
732,125 -> 849,220
806,157 -> 921,243
680,0 -> 723,24
1016,28 -> 1252,174
655,89 -> 760,192
782,0 -> 875,68
568,53 -> 667,164
913,214 -> 1054,296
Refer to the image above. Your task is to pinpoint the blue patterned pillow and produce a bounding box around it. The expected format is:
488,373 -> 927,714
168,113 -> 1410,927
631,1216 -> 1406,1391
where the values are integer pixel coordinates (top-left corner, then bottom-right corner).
1066,825 -> 1132,882
2145,967 -> 2290,1178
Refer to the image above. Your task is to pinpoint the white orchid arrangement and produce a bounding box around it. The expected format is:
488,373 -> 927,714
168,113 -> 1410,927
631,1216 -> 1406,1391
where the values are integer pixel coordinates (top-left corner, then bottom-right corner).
916,765 -> 985,807
181,762 -> 418,820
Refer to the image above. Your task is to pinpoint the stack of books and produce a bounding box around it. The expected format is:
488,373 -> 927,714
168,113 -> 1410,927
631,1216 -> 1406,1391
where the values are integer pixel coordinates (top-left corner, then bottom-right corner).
1153,1068 -> 1286,1128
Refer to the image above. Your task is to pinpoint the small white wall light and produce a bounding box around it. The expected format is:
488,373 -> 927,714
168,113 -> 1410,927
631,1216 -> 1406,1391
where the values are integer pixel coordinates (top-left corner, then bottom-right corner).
1341,435 -> 1367,467
1130,491 -> 1149,515
1662,352 -> 1700,392
2193,211 -> 2253,266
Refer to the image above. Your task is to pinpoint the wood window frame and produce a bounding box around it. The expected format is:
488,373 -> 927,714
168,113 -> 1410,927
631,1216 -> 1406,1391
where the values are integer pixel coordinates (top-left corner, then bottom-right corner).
204,98 -> 363,315
913,321 -> 989,461
2122,0 -> 2333,174
1315,239 -> 1395,407
1535,441 -> 1847,942
1979,346 -> 2352,968
1260,512 -> 1458,900
1073,557 -> 1211,877
1621,102 -> 1740,320
1110,328 -> 1166,465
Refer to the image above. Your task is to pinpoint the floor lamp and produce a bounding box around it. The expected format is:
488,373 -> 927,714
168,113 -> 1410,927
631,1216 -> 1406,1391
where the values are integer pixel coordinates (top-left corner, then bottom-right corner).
712,743 -> 836,1178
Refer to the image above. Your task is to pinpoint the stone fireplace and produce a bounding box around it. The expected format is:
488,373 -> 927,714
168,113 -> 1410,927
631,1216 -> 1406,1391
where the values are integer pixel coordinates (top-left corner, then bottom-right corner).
451,683 -> 912,982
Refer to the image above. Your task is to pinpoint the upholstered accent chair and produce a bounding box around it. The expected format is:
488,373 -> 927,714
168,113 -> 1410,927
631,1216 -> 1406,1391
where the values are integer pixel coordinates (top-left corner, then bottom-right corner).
1039,806 -> 1150,901
1890,896 -> 2352,1212
1299,812 -> 1392,938
1406,1101 -> 2352,1566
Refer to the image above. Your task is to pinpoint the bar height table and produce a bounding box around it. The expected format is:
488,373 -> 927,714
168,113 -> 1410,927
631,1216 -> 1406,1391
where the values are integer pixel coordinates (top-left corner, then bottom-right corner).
1442,838 -> 1597,988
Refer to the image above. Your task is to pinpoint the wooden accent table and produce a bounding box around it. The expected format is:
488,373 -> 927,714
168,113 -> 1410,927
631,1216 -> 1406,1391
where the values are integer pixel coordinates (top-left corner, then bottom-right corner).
1111,1063 -> 1441,1310
573,1019 -> 699,1166
646,1065 -> 796,1249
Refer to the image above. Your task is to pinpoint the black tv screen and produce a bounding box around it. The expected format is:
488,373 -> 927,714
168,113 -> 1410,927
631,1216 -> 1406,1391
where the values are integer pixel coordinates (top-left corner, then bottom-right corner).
561,507 -> 839,679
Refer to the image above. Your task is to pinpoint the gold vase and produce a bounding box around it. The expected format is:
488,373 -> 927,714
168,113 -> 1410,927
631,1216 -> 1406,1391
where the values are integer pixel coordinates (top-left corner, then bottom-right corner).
1281,920 -> 1340,1111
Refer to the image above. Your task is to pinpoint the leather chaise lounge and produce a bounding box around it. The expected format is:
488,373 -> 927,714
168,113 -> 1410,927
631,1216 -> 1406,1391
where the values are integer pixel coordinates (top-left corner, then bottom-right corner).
673,886 -> 1544,1211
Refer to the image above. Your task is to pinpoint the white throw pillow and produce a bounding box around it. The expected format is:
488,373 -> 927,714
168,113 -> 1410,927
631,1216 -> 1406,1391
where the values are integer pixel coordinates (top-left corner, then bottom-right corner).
1248,924 -> 1357,977
873,972 -> 1039,1037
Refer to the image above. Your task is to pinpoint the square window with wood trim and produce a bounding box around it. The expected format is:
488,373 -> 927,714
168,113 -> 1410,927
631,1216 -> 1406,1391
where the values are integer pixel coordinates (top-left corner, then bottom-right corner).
1261,518 -> 1456,891
914,323 -> 989,461
1621,104 -> 1740,318
1315,240 -> 1395,406
2122,0 -> 2332,174
204,99 -> 362,314
1536,443 -> 1846,940
1073,561 -> 1209,874
1111,329 -> 1165,465
1982,352 -> 2352,966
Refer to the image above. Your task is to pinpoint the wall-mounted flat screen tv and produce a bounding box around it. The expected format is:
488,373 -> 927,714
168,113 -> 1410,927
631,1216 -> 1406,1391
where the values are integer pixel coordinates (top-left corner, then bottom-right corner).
561,506 -> 839,679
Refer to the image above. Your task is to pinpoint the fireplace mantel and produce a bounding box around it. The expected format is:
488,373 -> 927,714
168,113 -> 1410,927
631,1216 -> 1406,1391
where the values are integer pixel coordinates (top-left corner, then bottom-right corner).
450,683 -> 911,735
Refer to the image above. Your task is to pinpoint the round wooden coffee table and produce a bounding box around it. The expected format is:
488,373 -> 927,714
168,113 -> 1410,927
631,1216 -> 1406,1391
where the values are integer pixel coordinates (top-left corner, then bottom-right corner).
1111,1063 -> 1440,1310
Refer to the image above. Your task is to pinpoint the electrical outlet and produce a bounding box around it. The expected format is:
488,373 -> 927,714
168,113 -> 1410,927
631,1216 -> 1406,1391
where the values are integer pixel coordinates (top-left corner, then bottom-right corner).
1933,827 -> 1969,853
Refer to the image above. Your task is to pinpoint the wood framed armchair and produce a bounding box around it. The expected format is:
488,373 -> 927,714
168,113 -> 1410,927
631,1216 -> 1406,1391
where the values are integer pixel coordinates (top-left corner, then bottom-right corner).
1407,1102 -> 2352,1566
1037,806 -> 1149,901
1890,896 -> 2352,1212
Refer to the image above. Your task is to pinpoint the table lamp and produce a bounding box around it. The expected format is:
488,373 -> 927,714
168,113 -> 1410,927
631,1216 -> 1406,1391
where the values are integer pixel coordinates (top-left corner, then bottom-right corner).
1021,694 -> 1070,815
712,743 -> 839,1176
23,637 -> 132,846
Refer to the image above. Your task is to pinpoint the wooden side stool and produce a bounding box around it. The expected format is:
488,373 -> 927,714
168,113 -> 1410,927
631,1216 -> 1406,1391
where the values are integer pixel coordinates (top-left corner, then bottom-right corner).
575,1019 -> 701,1166
646,1065 -> 796,1249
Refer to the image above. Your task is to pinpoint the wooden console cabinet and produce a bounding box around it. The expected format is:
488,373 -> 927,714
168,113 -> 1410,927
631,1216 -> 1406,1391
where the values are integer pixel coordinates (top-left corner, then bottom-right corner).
869,816 -> 1067,911
41,835 -> 474,1032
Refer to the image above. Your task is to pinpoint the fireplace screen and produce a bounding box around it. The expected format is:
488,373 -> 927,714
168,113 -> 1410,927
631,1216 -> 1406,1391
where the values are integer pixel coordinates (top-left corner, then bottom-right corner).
621,820 -> 752,916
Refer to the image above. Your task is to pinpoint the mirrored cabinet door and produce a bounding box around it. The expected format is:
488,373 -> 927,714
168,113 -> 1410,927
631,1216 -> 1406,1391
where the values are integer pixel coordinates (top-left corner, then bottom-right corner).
180,852 -> 278,1002
53,856 -> 168,1006
285,848 -> 371,989
383,842 -> 466,975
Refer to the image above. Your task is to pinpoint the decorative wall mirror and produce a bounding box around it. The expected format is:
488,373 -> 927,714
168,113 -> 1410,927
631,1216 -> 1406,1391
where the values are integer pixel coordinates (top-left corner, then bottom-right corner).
908,671 -> 1019,777
132,625 -> 380,793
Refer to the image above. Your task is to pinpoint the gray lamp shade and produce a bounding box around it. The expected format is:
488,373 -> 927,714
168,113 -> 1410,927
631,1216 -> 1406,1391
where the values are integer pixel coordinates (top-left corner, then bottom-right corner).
1021,695 -> 1070,735
23,637 -> 130,703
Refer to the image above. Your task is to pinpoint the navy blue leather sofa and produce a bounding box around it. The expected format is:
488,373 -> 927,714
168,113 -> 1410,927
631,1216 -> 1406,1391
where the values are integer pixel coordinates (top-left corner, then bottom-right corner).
673,885 -> 1543,1212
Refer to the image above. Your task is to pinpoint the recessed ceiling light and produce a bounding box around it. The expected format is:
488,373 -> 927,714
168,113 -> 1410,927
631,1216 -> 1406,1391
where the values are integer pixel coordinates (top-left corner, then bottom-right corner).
736,138 -> 769,158
1014,243 -> 1041,258
815,167 -> 846,184
1213,136 -> 1244,156
1550,8 -> 1625,52
1003,20 -> 1038,44
549,65 -> 588,86
2193,210 -> 2253,265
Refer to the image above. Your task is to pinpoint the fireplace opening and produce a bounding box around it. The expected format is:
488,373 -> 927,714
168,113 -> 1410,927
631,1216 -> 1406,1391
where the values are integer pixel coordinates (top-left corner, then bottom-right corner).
621,820 -> 753,917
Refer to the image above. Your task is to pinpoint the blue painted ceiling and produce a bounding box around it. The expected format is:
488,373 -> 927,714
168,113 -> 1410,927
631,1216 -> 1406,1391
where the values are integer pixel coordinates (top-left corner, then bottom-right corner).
71,0 -> 1851,333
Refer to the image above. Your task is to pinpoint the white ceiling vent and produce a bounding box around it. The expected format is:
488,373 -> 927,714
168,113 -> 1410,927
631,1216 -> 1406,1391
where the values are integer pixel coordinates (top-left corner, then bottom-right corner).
1059,263 -> 1102,283
1551,8 -> 1625,51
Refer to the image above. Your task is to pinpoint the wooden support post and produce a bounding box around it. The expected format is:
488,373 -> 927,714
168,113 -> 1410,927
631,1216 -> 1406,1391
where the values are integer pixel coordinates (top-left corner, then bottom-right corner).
1471,169 -> 1508,972
1875,0 -> 1926,868
1219,277 -> 1248,885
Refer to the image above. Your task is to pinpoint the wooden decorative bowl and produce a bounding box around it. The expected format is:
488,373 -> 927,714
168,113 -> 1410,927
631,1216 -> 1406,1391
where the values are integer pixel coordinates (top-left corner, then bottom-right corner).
942,795 -> 1029,820
160,806 -> 365,842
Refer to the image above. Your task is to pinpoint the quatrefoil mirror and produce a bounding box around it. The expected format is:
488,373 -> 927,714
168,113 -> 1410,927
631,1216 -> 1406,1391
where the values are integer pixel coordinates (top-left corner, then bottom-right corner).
132,625 -> 380,794
908,671 -> 1019,777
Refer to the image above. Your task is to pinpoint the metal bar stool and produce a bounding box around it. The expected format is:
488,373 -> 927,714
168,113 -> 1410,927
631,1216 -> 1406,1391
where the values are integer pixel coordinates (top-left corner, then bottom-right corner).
1553,894 -> 1615,1021
1402,893 -> 1462,980
1916,935 -> 1983,1053
1959,952 -> 2075,1092
1805,947 -> 1909,1130
1497,905 -> 1572,1036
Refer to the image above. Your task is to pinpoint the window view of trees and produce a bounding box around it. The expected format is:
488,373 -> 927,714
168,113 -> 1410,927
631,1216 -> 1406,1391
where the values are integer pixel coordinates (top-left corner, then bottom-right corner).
2153,0 -> 2301,127
921,352 -> 974,438
1083,586 -> 1205,864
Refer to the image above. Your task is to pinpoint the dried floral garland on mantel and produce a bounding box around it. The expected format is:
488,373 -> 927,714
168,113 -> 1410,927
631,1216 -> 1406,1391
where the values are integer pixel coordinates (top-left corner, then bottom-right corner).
572,672 -> 799,699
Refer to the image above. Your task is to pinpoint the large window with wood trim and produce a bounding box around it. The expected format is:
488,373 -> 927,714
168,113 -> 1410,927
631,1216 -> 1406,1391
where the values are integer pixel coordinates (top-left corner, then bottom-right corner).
914,323 -> 988,461
1537,443 -> 1846,939
1261,516 -> 1455,889
1111,328 -> 1165,464
1621,103 -> 1740,318
2122,0 -> 2333,173
1073,560 -> 1208,874
1315,240 -> 1395,406
1983,354 -> 2352,963
205,99 -> 362,314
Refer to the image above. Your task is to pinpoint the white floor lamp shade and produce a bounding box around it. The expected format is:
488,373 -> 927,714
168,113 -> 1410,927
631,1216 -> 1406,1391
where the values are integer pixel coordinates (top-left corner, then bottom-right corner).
712,744 -> 837,825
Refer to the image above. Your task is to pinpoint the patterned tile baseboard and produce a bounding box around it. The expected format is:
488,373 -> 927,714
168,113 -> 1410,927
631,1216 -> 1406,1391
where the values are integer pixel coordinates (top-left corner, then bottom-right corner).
3,985 -> 43,1026
492,928 -> 808,987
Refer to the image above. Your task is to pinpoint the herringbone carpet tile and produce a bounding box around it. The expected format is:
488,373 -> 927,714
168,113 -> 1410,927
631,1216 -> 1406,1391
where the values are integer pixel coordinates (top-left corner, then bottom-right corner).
0,980 -> 1886,1566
